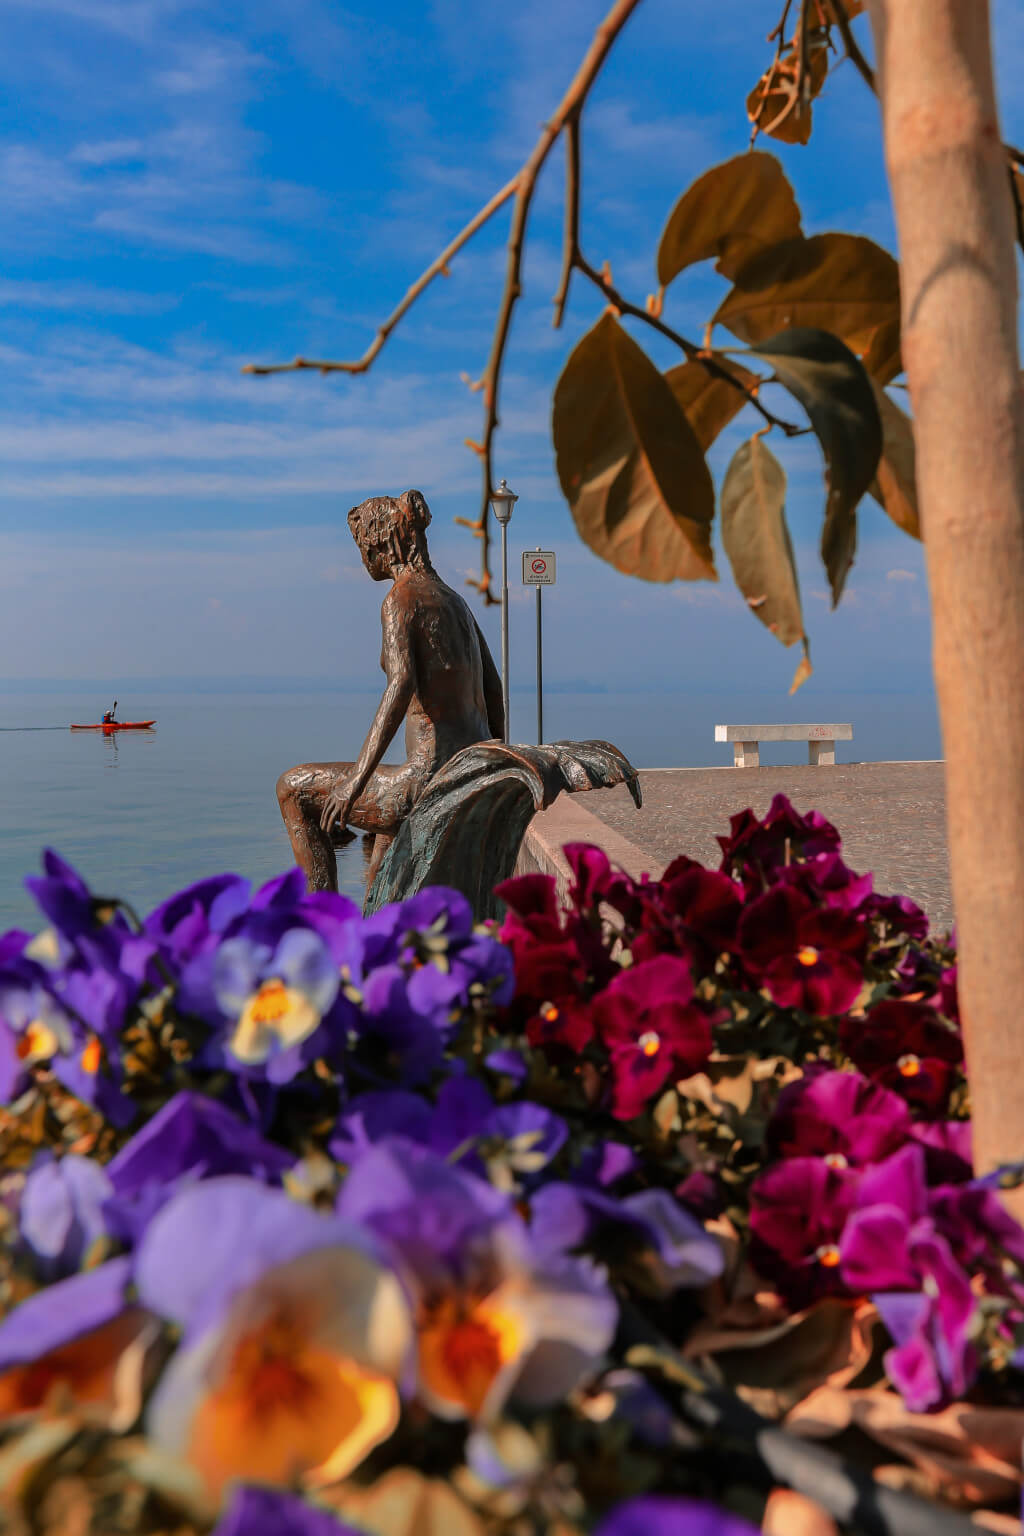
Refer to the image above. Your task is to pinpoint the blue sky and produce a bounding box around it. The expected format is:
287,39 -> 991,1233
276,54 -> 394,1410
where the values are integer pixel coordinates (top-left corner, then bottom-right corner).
0,0 -> 1021,699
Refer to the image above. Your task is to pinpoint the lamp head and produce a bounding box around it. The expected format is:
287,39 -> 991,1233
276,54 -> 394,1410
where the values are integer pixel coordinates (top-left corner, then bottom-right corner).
489,478 -> 518,526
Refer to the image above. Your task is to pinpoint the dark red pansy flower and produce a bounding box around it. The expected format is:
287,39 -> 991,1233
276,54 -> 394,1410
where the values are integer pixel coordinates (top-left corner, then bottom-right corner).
717,795 -> 842,892
525,997 -> 594,1053
738,887 -> 867,1016
592,955 -> 712,1121
638,859 -> 744,965
766,1068 -> 912,1166
748,1156 -> 860,1307
840,999 -> 963,1115
862,890 -> 929,941
773,853 -> 874,914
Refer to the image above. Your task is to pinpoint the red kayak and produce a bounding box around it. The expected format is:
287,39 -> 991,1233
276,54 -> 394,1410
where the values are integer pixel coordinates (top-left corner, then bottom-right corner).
70,721 -> 156,732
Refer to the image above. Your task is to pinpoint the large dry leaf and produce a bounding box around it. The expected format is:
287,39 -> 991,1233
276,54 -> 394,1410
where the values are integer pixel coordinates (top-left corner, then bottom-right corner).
553,312 -> 716,583
722,435 -> 805,651
685,1298 -> 882,1420
658,152 -> 803,287
665,357 -> 760,452
714,233 -> 902,384
868,380 -> 920,538
737,328 -> 882,606
747,44 -> 829,147
788,1388 -> 1024,1511
326,1468 -> 484,1536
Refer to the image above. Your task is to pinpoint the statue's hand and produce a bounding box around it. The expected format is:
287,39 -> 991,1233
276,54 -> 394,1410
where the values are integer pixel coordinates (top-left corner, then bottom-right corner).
320,775 -> 356,835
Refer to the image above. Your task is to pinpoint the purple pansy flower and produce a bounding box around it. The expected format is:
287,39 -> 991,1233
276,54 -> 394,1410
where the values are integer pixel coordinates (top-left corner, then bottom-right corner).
19,1153 -> 114,1277
102,1090 -> 294,1242
596,1494 -> 760,1536
338,1139 -> 616,1422
212,1487 -> 366,1536
135,1177 -> 411,1501
211,926 -> 347,1082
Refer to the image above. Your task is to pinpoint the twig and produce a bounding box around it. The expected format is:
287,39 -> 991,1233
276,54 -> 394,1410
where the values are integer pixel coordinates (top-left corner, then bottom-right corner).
796,0 -> 814,107
552,113 -> 581,331
572,252 -> 806,437
828,0 -> 876,91
242,178 -> 519,379
470,0 -> 646,601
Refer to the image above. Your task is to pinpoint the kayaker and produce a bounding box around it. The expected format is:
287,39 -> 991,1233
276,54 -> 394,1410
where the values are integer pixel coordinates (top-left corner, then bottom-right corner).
277,489 -> 504,891
102,700 -> 118,725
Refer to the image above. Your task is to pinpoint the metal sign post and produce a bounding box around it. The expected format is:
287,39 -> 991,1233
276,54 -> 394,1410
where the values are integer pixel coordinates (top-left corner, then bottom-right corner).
522,549 -> 556,745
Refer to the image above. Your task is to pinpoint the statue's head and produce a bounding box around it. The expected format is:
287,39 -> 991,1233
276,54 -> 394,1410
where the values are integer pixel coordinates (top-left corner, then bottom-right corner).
347,489 -> 432,580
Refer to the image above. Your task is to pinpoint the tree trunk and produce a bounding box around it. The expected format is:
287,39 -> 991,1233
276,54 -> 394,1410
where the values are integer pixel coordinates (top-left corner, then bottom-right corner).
865,0 -> 1024,1179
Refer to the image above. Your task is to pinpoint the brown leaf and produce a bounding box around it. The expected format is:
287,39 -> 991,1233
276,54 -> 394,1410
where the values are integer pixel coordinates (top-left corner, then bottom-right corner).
722,434 -> 805,648
685,1299 -> 883,1419
657,152 -> 803,287
714,233 -> 902,384
762,1488 -> 839,1536
665,357 -> 760,452
747,44 -> 829,147
790,642 -> 813,694
553,312 -> 716,583
326,1468 -> 484,1536
789,1388 -> 1024,1511
823,0 -> 865,17
735,328 -> 883,605
868,379 -> 920,538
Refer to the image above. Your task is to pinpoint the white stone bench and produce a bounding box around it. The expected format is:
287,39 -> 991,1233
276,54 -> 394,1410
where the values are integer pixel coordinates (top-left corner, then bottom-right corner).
714,723 -> 853,768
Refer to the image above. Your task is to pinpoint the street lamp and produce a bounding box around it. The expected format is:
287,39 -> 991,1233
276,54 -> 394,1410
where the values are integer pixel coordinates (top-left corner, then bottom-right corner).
489,478 -> 518,744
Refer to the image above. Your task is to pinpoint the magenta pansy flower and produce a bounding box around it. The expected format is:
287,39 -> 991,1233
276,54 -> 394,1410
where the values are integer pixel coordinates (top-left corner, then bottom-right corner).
592,956 -> 712,1120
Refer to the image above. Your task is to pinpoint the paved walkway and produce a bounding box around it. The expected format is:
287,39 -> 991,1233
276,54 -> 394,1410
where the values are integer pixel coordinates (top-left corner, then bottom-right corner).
532,762 -> 953,934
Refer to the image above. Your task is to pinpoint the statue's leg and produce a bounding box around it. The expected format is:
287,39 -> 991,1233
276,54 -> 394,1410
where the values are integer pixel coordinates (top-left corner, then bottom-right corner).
276,762 -> 349,891
276,761 -> 425,893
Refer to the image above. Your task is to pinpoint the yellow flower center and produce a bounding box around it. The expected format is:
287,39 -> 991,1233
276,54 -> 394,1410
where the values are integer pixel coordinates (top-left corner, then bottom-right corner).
897,1053 -> 922,1078
638,1030 -> 661,1057
187,1310 -> 398,1499
229,978 -> 319,1064
418,1295 -> 524,1418
823,1152 -> 848,1169
796,946 -> 820,967
540,1002 -> 559,1023
815,1244 -> 842,1268
80,1037 -> 103,1075
16,1019 -> 58,1063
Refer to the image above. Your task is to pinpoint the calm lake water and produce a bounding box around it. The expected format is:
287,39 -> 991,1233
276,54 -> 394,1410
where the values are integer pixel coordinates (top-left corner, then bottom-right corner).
0,687 -> 942,933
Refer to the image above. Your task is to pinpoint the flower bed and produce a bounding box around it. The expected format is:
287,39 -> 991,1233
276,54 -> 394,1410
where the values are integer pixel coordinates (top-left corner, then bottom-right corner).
0,796 -> 1021,1535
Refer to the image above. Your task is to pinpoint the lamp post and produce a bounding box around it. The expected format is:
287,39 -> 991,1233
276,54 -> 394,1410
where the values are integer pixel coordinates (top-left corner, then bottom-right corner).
489,478 -> 518,744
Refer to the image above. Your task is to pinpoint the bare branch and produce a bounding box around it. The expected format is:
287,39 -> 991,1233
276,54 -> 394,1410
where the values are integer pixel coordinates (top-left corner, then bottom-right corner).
552,113 -> 581,330
828,0 -> 877,91
471,0 -> 645,599
242,177 -> 519,378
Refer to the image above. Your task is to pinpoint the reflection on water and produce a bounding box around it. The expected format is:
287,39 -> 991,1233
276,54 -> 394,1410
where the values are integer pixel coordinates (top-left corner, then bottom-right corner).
0,686 -> 942,934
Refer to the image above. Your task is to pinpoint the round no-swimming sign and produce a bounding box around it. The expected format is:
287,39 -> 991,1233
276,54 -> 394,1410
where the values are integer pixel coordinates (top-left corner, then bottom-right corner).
522,550 -> 556,585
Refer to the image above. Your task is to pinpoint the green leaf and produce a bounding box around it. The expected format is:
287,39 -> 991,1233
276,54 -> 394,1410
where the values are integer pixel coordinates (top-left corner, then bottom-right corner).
721,434 -> 806,649
553,312 -> 716,583
713,233 -> 902,384
657,152 -> 803,287
730,327 -> 883,605
665,356 -> 760,452
868,379 -> 920,539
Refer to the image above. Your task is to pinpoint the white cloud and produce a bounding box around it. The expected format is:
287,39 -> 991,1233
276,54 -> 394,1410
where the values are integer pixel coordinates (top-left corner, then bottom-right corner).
887,568 -> 918,582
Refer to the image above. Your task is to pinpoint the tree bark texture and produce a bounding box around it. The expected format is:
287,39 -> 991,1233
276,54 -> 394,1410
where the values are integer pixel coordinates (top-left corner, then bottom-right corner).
866,0 -> 1024,1178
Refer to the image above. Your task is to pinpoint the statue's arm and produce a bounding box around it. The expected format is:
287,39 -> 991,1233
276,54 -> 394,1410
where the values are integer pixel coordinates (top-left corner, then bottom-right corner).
348,599 -> 415,800
474,619 -> 505,740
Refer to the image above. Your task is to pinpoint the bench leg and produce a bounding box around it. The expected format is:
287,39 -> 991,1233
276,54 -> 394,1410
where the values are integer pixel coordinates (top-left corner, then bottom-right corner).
808,740 -> 835,766
734,740 -> 760,768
